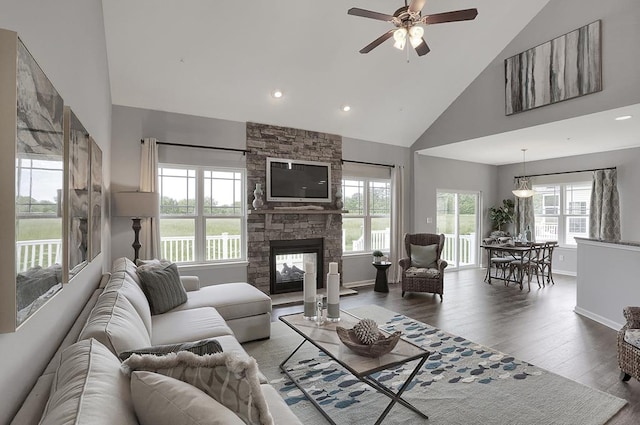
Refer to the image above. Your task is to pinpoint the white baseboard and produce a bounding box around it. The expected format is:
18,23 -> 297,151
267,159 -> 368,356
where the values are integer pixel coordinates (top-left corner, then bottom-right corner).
553,269 -> 576,277
344,280 -> 374,289
574,306 -> 623,330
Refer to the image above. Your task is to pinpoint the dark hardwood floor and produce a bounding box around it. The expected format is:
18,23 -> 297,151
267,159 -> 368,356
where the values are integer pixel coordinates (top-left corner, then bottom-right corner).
271,269 -> 640,424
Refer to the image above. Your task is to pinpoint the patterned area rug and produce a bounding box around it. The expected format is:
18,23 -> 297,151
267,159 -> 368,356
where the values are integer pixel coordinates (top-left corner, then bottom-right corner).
244,305 -> 626,425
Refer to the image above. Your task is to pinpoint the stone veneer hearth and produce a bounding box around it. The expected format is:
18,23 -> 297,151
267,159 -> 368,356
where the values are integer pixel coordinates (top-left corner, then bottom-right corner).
246,122 -> 343,294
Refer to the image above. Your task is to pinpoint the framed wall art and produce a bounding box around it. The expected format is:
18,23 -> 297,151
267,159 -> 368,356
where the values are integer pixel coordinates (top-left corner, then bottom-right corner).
505,21 -> 602,115
90,137 -> 102,260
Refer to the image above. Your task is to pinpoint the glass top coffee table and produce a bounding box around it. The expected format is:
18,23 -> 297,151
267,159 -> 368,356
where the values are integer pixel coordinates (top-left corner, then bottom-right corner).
279,310 -> 430,424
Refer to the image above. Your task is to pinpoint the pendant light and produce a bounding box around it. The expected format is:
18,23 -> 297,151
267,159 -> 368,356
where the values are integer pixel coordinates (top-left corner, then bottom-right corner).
512,148 -> 535,198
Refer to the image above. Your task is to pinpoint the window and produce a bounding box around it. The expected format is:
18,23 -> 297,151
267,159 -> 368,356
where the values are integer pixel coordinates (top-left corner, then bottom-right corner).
342,178 -> 391,253
533,182 -> 590,246
158,165 -> 245,263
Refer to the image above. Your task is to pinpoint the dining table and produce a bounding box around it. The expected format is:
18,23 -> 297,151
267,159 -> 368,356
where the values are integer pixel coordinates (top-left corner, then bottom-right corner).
480,242 -> 547,291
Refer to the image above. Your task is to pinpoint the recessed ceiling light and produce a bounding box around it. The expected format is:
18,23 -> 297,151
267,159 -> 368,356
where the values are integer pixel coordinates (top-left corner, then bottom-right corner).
615,115 -> 632,121
271,90 -> 283,99
341,105 -> 351,112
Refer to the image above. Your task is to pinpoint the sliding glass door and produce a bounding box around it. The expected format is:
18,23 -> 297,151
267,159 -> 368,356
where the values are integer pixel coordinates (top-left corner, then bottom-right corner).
436,191 -> 480,269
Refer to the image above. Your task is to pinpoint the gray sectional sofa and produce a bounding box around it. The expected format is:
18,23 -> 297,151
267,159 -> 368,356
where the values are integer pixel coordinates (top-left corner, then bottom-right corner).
11,257 -> 301,425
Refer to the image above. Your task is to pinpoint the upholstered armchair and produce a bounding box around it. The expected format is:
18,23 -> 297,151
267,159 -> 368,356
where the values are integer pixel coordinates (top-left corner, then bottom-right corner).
399,233 -> 448,300
618,306 -> 640,381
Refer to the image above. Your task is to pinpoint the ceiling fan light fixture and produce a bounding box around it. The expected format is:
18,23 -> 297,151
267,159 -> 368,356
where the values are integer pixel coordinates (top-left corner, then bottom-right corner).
393,27 -> 407,50
409,25 -> 424,47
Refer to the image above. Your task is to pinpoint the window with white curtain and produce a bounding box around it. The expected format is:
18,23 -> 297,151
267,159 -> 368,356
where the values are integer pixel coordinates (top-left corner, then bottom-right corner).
533,181 -> 591,246
341,162 -> 392,254
158,164 -> 245,263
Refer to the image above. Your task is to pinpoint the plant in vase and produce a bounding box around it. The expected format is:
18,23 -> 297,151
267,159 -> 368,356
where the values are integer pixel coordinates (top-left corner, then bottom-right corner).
372,250 -> 384,263
489,198 -> 514,237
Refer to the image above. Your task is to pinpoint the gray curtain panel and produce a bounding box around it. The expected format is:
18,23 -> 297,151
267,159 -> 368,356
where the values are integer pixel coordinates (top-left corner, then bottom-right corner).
514,179 -> 535,241
589,169 -> 621,240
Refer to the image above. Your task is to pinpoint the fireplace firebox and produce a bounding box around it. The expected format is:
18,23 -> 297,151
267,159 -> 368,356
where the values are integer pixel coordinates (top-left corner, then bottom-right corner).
269,238 -> 323,294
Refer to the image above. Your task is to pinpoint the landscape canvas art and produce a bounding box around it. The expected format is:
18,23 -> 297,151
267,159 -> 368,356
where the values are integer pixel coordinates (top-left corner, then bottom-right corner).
90,138 -> 102,260
505,21 -> 601,115
66,108 -> 90,279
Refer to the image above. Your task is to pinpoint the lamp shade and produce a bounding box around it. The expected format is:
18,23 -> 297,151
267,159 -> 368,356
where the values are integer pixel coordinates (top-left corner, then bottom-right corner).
113,191 -> 159,218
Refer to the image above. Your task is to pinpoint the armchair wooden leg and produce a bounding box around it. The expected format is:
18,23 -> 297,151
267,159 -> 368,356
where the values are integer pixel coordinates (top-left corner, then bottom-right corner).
621,371 -> 632,382
402,291 -> 405,297
438,294 -> 443,301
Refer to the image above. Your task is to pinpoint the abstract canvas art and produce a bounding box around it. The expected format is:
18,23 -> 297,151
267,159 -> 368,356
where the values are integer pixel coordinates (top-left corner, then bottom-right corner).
90,138 -> 102,260
66,108 -> 90,279
505,21 -> 601,115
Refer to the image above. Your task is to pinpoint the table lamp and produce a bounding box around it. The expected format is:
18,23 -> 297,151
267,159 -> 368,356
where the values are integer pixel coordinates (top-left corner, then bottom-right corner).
113,191 -> 159,262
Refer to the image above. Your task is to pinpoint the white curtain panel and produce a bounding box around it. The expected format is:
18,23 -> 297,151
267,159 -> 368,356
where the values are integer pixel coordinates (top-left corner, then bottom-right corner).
390,165 -> 405,283
589,169 -> 621,240
139,138 -> 160,260
514,178 -> 535,241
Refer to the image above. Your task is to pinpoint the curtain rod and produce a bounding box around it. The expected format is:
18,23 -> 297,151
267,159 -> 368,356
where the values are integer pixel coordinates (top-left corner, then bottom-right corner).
342,159 -> 395,168
515,166 -> 616,179
141,139 -> 249,155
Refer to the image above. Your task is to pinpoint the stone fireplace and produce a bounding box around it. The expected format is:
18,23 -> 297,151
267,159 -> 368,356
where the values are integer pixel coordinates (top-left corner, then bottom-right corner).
269,238 -> 323,295
246,123 -> 342,294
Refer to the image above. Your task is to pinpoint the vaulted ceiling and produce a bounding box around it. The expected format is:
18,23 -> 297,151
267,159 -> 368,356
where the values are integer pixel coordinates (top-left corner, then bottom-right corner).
102,0 -> 552,148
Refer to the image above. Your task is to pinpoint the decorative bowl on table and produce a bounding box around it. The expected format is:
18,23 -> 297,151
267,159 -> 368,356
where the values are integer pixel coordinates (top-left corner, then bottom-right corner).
336,326 -> 402,358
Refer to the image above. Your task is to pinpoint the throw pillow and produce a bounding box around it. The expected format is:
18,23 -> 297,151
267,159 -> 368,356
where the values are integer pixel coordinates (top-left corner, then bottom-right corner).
130,371 -> 245,425
122,351 -> 273,425
136,262 -> 187,314
410,244 -> 438,268
119,337 -> 223,361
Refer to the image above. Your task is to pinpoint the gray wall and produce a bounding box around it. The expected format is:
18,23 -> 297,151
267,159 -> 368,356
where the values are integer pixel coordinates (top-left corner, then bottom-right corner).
412,0 -> 640,151
111,106 -> 412,285
413,154 -> 499,267
496,147 -> 640,274
0,1 -> 112,422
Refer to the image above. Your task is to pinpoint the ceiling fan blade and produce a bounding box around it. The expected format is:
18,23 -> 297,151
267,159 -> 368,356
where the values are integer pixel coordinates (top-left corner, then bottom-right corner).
414,38 -> 431,56
408,0 -> 427,13
359,30 -> 394,54
421,8 -> 478,25
348,7 -> 394,22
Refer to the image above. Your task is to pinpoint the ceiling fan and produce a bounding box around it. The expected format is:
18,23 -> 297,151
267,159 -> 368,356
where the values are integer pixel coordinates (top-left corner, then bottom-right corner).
348,0 -> 478,56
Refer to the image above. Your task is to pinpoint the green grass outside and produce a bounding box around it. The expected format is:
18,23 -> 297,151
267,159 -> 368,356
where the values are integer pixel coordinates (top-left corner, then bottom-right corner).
437,214 -> 477,235
17,218 -> 62,241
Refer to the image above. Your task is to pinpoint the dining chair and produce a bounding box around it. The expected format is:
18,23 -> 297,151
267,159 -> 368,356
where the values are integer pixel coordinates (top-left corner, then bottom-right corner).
536,241 -> 557,285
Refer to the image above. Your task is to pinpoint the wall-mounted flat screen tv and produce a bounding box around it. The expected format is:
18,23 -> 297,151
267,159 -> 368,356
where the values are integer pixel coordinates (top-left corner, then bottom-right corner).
267,157 -> 331,203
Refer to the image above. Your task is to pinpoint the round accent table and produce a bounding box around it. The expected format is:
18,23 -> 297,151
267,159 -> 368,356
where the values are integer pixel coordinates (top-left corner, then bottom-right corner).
372,261 -> 392,293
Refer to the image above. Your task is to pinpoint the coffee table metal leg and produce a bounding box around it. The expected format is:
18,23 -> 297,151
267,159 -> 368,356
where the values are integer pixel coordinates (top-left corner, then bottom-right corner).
279,339 -> 338,425
364,356 -> 429,424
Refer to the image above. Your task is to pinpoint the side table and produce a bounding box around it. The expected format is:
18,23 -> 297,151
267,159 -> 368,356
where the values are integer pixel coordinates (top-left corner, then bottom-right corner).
372,261 -> 392,293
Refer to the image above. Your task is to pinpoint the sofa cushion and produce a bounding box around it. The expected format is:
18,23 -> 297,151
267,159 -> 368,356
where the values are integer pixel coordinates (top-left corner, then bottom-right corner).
78,290 -> 151,355
170,282 -> 272,321
122,351 -> 273,425
260,384 -> 303,424
102,270 -> 153,335
151,307 -> 233,346
39,339 -> 137,425
410,243 -> 438,268
119,337 -> 224,361
112,257 -> 143,288
130,371 -> 245,425
137,262 -> 188,314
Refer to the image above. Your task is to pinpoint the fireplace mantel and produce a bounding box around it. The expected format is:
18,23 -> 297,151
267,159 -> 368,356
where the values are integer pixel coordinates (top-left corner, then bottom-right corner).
249,209 -> 346,229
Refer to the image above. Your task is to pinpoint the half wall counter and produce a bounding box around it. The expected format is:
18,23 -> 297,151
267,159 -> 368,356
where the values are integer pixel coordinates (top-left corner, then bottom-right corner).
575,238 -> 640,330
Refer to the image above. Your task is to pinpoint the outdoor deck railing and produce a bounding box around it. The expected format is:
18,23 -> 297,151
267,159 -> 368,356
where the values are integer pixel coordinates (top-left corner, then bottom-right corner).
442,233 -> 476,267
161,233 -> 242,262
16,239 -> 62,272
348,228 -> 390,252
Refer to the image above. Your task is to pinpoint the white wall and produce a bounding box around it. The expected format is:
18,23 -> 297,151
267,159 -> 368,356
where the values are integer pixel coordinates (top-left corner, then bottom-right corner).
0,1 -> 112,422
496,147 -> 640,274
412,0 -> 640,151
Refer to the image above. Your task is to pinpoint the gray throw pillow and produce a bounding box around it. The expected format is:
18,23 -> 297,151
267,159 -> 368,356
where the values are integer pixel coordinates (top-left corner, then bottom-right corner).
136,262 -> 187,315
410,244 -> 438,268
118,338 -> 224,361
